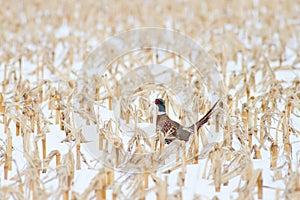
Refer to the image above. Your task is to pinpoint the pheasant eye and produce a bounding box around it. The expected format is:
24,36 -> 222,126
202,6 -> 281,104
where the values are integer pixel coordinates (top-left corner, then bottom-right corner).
155,99 -> 159,104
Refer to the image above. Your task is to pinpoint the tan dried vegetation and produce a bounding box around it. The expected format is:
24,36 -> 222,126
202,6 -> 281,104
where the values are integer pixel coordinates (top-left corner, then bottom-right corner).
0,0 -> 300,199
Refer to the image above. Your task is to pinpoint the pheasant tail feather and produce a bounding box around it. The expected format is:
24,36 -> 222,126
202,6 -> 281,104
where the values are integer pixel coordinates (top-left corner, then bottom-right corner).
190,99 -> 220,131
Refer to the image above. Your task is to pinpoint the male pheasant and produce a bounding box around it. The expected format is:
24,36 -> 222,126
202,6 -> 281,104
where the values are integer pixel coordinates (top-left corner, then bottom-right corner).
155,98 -> 220,144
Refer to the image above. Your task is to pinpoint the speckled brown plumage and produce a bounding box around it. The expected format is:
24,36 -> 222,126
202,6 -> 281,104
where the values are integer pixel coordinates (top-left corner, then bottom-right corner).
156,114 -> 180,143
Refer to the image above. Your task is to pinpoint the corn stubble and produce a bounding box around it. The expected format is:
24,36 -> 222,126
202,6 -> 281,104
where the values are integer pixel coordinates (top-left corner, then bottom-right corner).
1,0 -> 300,199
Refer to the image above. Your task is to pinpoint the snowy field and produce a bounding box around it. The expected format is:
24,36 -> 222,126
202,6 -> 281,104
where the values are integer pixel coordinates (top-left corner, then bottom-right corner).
1,1 -> 300,200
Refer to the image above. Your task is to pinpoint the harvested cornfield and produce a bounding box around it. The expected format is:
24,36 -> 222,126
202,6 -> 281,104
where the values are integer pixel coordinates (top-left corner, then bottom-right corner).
0,0 -> 300,199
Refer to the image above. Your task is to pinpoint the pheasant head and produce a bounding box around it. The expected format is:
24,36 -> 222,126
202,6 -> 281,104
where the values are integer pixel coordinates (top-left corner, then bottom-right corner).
155,98 -> 166,113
